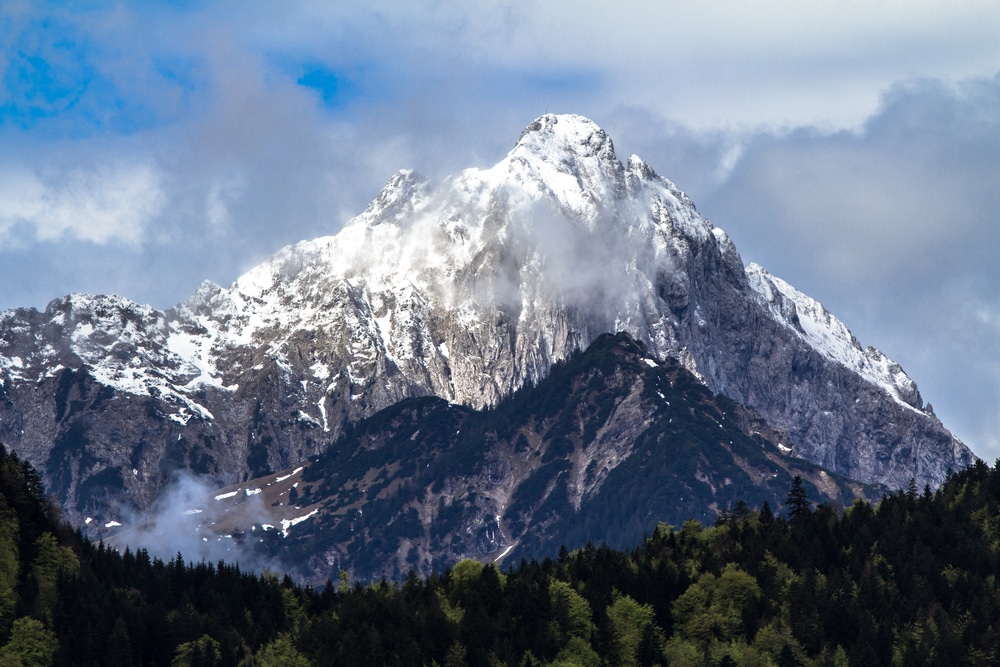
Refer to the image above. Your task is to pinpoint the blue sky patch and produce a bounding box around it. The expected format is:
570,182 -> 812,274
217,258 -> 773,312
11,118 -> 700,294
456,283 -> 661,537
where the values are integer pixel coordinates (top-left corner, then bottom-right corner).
1,26 -> 94,129
296,64 -> 356,110
0,18 -> 187,137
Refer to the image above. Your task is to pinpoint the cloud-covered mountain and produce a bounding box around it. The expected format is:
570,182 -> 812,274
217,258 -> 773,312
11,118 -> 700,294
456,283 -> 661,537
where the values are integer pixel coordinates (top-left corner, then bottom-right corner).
0,114 -> 971,530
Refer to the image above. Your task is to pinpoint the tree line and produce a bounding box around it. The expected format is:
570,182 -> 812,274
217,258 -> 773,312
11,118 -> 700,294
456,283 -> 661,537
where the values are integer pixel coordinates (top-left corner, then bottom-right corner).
2,441 -> 1000,664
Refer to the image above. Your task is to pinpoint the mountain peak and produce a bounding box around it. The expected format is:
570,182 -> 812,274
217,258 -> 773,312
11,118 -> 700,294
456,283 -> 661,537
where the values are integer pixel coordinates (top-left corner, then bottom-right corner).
511,113 -> 618,167
502,114 -> 625,217
357,169 -> 430,228
514,113 -> 612,152
0,111 -> 973,537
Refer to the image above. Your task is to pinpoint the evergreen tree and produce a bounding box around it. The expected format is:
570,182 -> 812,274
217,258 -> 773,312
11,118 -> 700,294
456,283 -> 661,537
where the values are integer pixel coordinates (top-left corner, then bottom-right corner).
171,634 -> 223,667
786,476 -> 809,520
251,633 -> 310,667
0,617 -> 58,667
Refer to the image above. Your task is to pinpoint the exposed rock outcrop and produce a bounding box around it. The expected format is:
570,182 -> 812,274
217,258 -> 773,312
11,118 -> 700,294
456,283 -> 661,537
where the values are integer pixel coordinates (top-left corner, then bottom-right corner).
0,114 -> 972,529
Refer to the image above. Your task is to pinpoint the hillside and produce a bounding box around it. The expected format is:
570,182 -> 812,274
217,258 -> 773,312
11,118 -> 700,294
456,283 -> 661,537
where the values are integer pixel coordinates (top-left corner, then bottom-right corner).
0,441 -> 999,665
105,333 -> 879,582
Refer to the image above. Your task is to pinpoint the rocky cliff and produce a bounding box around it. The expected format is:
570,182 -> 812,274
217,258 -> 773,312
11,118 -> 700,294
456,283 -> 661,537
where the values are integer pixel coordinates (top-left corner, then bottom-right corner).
106,333 -> 880,583
0,114 -> 972,529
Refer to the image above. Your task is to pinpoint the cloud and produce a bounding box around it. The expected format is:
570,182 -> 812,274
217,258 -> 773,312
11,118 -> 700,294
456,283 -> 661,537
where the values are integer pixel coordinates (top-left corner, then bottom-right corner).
0,160 -> 165,246
693,73 -> 1000,458
355,0 -> 1000,131
704,74 -> 1000,292
204,175 -> 246,236
108,471 -> 282,574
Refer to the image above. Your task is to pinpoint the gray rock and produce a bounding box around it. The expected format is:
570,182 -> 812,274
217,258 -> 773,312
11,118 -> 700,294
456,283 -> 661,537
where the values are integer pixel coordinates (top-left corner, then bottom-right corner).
0,113 -> 972,528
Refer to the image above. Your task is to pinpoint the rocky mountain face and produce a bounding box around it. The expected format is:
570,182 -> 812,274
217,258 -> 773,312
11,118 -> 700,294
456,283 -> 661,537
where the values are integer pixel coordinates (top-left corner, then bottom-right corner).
0,113 -> 972,532
109,333 -> 880,583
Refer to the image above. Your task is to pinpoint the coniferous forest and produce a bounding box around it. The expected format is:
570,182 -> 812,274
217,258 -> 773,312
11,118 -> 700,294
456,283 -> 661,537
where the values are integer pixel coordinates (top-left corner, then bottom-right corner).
3,443 -> 1000,665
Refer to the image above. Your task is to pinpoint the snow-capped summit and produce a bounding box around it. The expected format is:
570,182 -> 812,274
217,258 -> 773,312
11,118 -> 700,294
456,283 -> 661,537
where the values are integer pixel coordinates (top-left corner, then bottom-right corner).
504,113 -> 625,215
0,114 -> 972,528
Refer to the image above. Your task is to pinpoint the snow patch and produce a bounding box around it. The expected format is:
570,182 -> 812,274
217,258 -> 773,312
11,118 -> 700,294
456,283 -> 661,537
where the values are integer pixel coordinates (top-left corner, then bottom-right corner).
310,361 -> 330,380
493,544 -> 515,563
274,467 -> 304,483
280,509 -> 318,537
317,399 -> 329,432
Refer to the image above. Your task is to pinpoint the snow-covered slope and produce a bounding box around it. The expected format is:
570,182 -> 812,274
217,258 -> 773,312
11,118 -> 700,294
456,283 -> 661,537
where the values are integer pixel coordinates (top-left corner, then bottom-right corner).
0,114 -> 972,527
163,115 -> 737,411
746,264 -> 921,410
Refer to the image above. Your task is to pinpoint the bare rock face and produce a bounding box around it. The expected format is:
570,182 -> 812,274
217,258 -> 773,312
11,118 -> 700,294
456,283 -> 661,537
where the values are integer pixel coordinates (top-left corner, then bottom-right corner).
118,333 -> 881,584
0,113 -> 972,527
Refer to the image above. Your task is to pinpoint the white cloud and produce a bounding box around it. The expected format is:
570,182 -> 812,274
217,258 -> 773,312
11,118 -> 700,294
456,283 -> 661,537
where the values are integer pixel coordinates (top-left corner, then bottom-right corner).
291,0 -> 1000,131
109,471 -> 281,573
0,162 -> 165,246
205,175 -> 247,236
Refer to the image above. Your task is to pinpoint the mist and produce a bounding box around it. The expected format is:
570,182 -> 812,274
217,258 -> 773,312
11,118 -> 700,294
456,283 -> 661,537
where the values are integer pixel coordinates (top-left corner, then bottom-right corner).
106,472 -> 283,575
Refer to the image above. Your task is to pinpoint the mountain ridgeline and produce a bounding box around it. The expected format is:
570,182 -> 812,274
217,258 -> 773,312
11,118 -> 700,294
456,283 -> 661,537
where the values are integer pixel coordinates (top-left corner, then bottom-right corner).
176,333 -> 879,582
0,113 -> 972,550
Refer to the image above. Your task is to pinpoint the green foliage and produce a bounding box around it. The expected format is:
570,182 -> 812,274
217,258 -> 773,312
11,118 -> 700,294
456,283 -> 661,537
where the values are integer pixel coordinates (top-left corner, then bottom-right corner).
548,580 -> 594,641
29,533 -> 78,623
0,617 -> 57,667
0,503 -> 18,637
11,441 -> 1000,665
451,559 -> 484,585
436,588 -> 465,626
443,640 -> 467,667
170,634 -> 222,667
251,633 -> 310,667
550,635 -> 600,667
786,475 -> 810,520
605,592 -> 656,667
672,563 -> 761,658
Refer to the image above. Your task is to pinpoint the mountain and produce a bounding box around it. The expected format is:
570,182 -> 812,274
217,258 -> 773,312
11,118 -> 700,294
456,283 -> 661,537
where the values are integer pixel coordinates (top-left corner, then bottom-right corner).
0,113 -> 972,532
108,333 -> 880,583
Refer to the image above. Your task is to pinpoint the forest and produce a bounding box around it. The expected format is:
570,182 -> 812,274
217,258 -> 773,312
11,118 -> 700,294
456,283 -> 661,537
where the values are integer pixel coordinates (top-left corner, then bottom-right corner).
1,442 -> 1000,665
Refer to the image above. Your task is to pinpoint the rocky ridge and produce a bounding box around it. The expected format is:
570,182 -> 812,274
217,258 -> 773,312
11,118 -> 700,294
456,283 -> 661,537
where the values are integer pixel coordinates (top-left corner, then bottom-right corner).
0,113 -> 972,528
108,333 -> 879,583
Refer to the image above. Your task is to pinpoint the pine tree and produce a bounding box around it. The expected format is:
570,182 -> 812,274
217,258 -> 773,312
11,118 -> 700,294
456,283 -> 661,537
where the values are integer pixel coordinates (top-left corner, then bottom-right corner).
786,476 -> 809,520
0,617 -> 58,666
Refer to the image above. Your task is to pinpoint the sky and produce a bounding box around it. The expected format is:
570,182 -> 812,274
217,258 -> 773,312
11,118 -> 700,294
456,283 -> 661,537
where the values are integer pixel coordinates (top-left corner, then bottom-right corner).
1,1 -> 999,460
